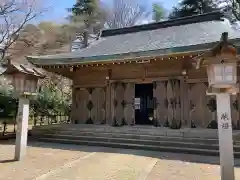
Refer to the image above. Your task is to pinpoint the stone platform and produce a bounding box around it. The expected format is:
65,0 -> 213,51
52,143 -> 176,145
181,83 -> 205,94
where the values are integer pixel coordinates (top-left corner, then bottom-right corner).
31,124 -> 240,157
32,124 -> 240,139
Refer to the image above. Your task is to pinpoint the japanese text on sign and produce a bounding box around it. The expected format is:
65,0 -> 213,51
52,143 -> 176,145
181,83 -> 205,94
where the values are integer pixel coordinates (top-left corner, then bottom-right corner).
220,112 -> 230,129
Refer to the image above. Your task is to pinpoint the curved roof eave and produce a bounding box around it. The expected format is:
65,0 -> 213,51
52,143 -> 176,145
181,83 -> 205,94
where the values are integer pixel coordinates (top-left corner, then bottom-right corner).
27,38 -> 240,66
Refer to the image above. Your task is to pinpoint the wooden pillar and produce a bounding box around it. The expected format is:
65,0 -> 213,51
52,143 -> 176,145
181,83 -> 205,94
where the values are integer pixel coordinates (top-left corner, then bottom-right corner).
153,81 -> 157,126
180,78 -> 190,127
230,94 -> 238,129
106,82 -> 112,125
238,93 -> 240,129
124,82 -> 135,125
237,71 -> 240,129
70,87 -> 77,124
237,71 -> 240,130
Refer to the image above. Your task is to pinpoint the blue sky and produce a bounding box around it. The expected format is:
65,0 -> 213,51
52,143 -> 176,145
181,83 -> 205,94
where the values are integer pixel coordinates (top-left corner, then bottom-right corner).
39,0 -> 179,23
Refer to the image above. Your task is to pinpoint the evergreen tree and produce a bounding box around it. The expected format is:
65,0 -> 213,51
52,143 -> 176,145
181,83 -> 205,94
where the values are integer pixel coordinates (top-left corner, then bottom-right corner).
70,0 -> 99,23
169,0 -> 219,19
68,0 -> 104,47
152,3 -> 166,22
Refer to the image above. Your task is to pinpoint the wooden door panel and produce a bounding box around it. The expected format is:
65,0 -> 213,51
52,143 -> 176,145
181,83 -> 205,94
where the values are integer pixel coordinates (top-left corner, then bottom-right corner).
92,88 -> 106,124
188,82 -> 217,128
124,83 -> 135,125
166,79 -> 181,128
153,81 -> 168,126
111,82 -> 125,126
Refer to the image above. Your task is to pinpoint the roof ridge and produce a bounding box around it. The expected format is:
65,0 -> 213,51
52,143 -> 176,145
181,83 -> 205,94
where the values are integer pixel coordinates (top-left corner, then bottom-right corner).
101,11 -> 224,37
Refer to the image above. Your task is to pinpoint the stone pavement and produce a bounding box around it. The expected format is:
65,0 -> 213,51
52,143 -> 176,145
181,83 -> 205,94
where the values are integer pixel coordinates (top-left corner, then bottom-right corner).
1,141 -> 240,180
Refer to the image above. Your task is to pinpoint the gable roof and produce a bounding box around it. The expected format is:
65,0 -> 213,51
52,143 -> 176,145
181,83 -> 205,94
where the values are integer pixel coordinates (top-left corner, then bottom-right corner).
0,60 -> 45,78
28,11 -> 240,66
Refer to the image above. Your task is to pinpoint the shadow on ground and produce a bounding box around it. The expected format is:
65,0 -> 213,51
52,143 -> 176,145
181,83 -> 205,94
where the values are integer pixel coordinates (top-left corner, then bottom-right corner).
2,139 -> 240,167
0,159 -> 17,163
0,133 -> 16,140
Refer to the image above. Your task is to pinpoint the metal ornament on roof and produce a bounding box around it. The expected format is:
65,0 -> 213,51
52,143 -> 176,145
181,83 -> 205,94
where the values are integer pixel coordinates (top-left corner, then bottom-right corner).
0,60 -> 45,97
194,32 -> 240,95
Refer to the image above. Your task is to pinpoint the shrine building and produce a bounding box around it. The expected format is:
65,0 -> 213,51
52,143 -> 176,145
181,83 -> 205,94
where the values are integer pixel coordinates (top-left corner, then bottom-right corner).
28,11 -> 240,129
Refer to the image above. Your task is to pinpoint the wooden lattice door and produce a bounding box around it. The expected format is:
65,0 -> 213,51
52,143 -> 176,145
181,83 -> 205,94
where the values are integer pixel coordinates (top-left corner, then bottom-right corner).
91,87 -> 106,124
111,82 -> 125,126
166,79 -> 181,128
153,81 -> 168,126
74,88 -> 89,124
111,82 -> 135,126
72,87 -> 106,124
188,82 -> 217,128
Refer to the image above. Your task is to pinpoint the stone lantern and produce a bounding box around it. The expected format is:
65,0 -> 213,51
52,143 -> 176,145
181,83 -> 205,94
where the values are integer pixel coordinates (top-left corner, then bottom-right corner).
194,32 -> 239,180
1,60 -> 45,161
3,60 -> 44,96
196,32 -> 239,94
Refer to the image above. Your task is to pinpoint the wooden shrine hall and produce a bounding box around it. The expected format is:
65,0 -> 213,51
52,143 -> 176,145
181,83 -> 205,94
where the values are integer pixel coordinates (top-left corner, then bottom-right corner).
28,11 -> 240,130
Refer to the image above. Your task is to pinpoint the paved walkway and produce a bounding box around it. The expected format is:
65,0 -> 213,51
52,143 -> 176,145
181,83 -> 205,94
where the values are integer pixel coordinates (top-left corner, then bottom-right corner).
1,141 -> 240,180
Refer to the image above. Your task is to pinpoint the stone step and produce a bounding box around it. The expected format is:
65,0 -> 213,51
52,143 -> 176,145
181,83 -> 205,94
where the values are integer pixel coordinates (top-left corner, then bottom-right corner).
32,126 -> 219,138
42,134 -> 223,150
44,130 -> 219,145
32,125 -> 240,157
37,137 -> 240,158
32,128 -> 219,142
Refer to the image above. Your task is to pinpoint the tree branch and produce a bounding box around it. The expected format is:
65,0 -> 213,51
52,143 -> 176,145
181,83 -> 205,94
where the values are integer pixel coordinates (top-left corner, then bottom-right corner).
104,0 -> 149,29
0,0 -> 44,61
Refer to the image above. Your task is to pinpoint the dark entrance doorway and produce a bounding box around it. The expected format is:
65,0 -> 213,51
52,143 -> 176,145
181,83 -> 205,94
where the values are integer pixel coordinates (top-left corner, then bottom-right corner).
135,83 -> 154,125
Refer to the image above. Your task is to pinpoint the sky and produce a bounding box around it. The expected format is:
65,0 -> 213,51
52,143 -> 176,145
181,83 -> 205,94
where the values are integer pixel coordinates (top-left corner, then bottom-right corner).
38,0 -> 179,23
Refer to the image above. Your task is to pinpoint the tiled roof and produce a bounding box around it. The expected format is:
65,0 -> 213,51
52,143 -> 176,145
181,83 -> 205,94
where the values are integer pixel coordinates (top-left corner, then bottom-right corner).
28,11 -> 240,65
0,60 -> 45,77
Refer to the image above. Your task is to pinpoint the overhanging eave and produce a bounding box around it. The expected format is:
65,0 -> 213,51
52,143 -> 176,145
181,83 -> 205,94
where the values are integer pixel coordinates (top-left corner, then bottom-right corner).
27,40 -> 240,67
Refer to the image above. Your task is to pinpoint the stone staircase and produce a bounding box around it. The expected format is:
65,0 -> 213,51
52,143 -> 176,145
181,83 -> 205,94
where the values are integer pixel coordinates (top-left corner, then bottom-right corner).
31,124 -> 240,158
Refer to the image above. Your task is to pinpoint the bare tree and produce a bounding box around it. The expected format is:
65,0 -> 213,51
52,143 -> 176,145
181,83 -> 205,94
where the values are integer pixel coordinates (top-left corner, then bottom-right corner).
228,0 -> 240,20
104,0 -> 150,29
0,0 -> 44,61
217,0 -> 240,21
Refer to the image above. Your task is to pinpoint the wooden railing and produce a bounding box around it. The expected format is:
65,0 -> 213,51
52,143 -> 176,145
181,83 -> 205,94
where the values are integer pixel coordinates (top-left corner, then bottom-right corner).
0,112 -> 71,138
32,112 -> 71,126
0,120 -> 16,137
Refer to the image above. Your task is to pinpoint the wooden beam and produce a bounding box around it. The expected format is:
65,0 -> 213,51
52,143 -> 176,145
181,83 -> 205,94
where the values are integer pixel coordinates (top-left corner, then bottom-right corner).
180,77 -> 190,127
73,84 -> 106,88
109,76 -> 183,84
187,78 -> 208,83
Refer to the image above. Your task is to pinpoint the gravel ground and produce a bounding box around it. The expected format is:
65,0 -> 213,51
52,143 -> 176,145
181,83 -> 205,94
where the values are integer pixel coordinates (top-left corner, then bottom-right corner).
1,141 -> 240,180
